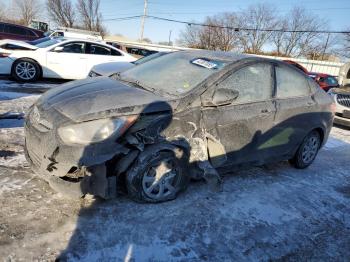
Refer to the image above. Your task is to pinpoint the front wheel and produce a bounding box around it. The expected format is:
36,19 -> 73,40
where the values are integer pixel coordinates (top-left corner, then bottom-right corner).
290,130 -> 321,169
126,144 -> 189,203
12,59 -> 40,82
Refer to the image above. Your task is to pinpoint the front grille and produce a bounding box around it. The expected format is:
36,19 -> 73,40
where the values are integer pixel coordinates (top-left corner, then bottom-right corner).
337,94 -> 350,108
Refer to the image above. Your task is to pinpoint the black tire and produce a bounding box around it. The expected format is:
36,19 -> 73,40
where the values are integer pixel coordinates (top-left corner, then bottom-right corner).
126,144 -> 190,203
11,58 -> 41,82
290,130 -> 321,169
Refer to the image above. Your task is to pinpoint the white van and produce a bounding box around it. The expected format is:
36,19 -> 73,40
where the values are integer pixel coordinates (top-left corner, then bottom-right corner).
47,27 -> 103,41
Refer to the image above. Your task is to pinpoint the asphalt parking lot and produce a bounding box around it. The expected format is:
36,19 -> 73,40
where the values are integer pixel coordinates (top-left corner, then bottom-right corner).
0,79 -> 350,261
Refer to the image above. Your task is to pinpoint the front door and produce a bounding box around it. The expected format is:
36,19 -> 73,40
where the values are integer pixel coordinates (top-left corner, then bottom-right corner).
85,43 -> 132,73
46,41 -> 88,79
201,62 -> 276,167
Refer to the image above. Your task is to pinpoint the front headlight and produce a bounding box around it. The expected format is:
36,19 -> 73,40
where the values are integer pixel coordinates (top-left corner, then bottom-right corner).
58,116 -> 137,145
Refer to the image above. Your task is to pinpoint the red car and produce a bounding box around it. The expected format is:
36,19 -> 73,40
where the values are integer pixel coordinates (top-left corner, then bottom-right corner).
308,72 -> 339,92
0,22 -> 44,41
283,60 -> 309,74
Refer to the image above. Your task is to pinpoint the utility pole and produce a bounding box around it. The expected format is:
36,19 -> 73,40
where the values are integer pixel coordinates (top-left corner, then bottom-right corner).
168,30 -> 172,45
139,0 -> 148,41
321,32 -> 330,61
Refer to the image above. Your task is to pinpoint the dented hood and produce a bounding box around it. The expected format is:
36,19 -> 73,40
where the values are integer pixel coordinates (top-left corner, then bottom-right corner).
38,77 -> 173,122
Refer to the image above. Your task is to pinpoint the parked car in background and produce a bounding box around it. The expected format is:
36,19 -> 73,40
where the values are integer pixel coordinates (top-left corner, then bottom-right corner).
338,62 -> 350,87
107,42 -> 158,58
309,72 -> 339,92
0,22 -> 44,41
88,51 -> 169,77
0,37 -> 135,81
46,27 -> 102,41
25,50 -> 334,202
283,60 -> 309,74
328,86 -> 350,127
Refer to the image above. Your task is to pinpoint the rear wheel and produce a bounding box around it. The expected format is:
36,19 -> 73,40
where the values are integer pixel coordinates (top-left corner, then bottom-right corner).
290,130 -> 321,169
12,58 -> 40,82
126,145 -> 189,203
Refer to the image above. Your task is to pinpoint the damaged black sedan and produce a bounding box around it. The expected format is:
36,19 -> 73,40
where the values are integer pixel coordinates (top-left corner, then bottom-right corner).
25,50 -> 334,202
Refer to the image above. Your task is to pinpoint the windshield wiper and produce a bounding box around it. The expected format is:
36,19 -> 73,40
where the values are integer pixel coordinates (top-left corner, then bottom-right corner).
113,73 -> 155,93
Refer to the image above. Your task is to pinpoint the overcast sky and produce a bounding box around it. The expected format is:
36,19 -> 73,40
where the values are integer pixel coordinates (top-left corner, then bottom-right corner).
100,0 -> 350,43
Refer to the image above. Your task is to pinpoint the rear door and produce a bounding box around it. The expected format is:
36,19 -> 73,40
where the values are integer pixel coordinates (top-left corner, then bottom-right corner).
272,64 -> 316,158
46,41 -> 88,79
85,43 -> 132,73
201,62 -> 276,167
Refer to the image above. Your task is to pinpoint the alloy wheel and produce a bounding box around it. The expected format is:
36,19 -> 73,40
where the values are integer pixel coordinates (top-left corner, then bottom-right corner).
142,157 -> 178,200
301,135 -> 320,164
15,61 -> 37,80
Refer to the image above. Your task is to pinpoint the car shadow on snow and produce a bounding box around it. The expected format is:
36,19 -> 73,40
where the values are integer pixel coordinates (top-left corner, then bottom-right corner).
53,101 -> 343,261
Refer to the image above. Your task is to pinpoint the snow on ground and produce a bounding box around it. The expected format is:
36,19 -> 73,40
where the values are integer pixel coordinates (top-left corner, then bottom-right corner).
0,79 -> 350,261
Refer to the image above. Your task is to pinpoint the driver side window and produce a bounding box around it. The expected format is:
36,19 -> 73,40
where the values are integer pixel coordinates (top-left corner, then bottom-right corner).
60,42 -> 85,54
217,63 -> 273,104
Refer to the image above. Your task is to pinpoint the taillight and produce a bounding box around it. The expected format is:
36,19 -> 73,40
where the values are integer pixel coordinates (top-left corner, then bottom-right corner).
0,53 -> 10,58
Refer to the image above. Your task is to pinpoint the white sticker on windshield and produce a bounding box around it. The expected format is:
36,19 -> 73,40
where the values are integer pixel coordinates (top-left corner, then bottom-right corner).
192,59 -> 217,69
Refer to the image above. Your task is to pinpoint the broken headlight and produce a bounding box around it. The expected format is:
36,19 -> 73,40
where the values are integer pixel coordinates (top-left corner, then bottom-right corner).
58,116 -> 137,145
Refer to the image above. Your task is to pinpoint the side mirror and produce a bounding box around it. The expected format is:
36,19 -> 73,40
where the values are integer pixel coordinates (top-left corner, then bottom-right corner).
53,46 -> 64,52
211,88 -> 239,106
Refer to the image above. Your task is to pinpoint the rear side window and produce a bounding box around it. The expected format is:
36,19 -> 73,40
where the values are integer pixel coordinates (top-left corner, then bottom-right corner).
325,76 -> 338,85
276,66 -> 310,98
88,44 -> 111,55
0,23 -> 4,32
111,49 -> 122,56
217,63 -> 273,103
7,25 -> 27,35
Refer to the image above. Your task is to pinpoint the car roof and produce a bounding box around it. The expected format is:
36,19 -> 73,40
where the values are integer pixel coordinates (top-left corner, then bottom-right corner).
59,38 -> 107,45
0,21 -> 43,33
175,50 -> 299,68
178,50 -> 249,62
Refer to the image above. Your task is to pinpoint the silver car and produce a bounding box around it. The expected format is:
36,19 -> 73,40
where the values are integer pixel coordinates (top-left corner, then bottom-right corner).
328,86 -> 350,127
88,52 -> 169,77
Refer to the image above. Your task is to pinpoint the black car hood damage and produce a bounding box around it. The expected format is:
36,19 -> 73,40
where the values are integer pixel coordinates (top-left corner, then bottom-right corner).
38,77 -> 175,122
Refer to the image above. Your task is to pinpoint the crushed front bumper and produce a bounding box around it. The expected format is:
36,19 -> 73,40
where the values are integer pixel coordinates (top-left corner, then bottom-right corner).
24,114 -> 128,199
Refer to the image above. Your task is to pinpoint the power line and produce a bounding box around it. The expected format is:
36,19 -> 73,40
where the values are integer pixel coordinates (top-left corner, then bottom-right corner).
102,15 -> 350,34
146,15 -> 350,34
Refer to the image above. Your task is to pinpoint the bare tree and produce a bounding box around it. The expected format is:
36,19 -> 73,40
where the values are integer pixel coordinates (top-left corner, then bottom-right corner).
0,0 -> 6,20
14,0 -> 41,26
76,0 -> 105,34
46,0 -> 76,27
238,3 -> 278,53
178,23 -> 202,48
343,31 -> 350,58
271,7 -> 327,58
179,13 -> 241,51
